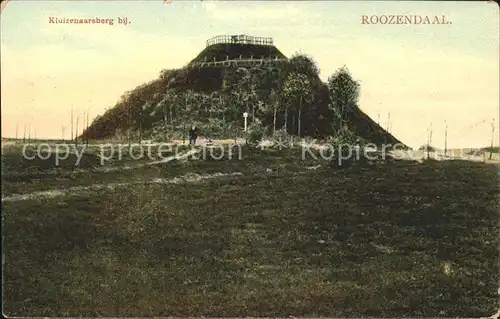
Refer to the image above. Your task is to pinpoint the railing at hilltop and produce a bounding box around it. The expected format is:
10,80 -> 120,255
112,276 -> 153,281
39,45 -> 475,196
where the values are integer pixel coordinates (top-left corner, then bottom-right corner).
188,55 -> 288,69
206,35 -> 274,47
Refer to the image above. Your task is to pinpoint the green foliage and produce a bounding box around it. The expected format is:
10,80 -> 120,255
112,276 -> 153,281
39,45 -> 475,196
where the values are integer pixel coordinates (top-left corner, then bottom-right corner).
327,66 -> 360,116
328,126 -> 363,168
283,73 -> 313,100
83,46 -> 404,147
287,53 -> 321,78
333,126 -> 360,145
283,72 -> 315,136
247,122 -> 265,144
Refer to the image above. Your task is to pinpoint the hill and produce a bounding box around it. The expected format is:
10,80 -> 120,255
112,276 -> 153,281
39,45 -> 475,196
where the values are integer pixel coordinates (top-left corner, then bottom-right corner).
82,35 -> 408,148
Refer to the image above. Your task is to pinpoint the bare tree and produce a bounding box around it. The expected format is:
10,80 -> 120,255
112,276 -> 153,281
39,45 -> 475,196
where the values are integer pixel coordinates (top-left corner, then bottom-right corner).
429,122 -> 433,146
86,108 -> 90,146
75,112 -> 80,146
23,106 -> 27,144
71,107 -> 74,142
161,93 -> 168,140
183,92 -> 191,145
170,96 -> 174,131
490,118 -> 495,160
82,109 -> 86,142
15,124 -> 19,142
387,112 -> 391,133
127,104 -> 132,148
444,120 -> 448,157
426,122 -> 433,159
270,89 -> 278,136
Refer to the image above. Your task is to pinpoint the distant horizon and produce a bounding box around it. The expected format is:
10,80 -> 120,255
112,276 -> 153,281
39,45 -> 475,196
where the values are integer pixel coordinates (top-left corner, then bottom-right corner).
1,0 -> 498,149
2,136 -> 499,152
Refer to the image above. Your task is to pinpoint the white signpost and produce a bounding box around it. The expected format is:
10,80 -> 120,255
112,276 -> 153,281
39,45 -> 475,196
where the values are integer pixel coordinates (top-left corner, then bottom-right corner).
243,112 -> 248,132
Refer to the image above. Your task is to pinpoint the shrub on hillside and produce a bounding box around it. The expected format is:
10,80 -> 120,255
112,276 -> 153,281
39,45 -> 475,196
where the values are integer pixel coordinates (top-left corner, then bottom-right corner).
328,127 -> 365,168
274,128 -> 293,146
248,123 -> 265,145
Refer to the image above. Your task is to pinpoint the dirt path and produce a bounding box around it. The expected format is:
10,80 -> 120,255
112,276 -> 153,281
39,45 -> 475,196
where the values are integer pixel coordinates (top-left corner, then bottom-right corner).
97,148 -> 199,172
2,162 -> 323,203
3,148 -> 201,178
2,171 -> 243,203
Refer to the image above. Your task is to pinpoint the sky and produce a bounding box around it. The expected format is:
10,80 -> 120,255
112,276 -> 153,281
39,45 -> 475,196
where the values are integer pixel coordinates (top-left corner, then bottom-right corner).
1,0 -> 499,149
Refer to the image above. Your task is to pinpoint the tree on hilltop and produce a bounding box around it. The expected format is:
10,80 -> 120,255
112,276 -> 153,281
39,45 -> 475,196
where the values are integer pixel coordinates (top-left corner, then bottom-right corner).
288,53 -> 321,79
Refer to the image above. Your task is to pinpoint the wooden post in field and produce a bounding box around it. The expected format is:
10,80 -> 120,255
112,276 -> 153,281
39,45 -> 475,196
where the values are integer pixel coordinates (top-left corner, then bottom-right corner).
426,126 -> 429,160
429,122 -> 433,147
15,124 -> 18,142
489,119 -> 495,160
428,122 -> 433,158
183,123 -> 186,145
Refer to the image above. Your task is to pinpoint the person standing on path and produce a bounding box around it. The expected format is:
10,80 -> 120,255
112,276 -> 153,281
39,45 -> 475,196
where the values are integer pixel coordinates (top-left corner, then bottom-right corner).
189,125 -> 199,145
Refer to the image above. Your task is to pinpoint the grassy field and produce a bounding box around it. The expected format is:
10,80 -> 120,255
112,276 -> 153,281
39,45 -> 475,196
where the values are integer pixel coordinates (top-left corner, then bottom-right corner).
2,142 -> 499,317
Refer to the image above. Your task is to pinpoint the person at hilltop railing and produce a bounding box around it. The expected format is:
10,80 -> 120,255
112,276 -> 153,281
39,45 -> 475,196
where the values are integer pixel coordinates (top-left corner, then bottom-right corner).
189,125 -> 199,146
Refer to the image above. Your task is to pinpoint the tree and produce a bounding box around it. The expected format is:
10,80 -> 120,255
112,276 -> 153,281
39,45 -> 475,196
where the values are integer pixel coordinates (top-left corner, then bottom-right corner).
70,107 -> 74,142
287,53 -> 320,79
85,108 -> 90,146
209,91 -> 228,138
327,66 -> 360,131
182,90 -> 197,144
169,91 -> 178,131
251,66 -> 283,135
283,73 -> 314,138
266,89 -> 279,136
138,102 -> 150,143
234,67 -> 254,122
283,53 -> 322,136
75,112 -> 79,146
159,90 -> 177,138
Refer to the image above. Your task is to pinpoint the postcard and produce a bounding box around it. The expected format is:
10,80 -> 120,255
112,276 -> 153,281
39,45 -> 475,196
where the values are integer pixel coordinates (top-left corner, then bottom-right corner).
1,0 -> 499,317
